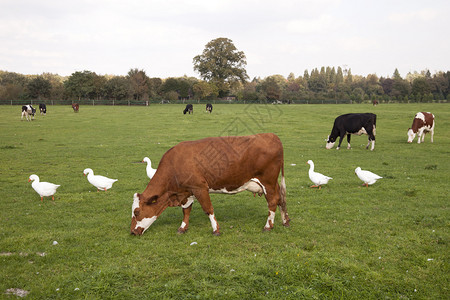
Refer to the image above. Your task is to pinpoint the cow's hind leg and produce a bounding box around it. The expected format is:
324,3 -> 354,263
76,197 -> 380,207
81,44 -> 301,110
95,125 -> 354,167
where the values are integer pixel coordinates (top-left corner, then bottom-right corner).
193,189 -> 220,235
347,134 -> 351,149
278,176 -> 290,227
263,183 -> 281,231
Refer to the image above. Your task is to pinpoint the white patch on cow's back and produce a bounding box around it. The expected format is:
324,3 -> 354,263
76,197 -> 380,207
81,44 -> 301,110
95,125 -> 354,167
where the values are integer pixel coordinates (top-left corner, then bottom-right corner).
135,216 -> 157,233
208,178 -> 266,195
415,112 -> 426,122
182,196 -> 195,208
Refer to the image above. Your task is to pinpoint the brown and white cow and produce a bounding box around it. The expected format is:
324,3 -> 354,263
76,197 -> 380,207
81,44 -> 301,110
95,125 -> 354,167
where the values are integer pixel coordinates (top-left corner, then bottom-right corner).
72,103 -> 79,112
130,133 -> 289,236
407,112 -> 435,143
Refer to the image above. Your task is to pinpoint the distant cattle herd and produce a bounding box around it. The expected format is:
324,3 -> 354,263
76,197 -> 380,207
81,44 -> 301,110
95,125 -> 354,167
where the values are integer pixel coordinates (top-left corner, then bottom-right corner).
20,101 -> 435,236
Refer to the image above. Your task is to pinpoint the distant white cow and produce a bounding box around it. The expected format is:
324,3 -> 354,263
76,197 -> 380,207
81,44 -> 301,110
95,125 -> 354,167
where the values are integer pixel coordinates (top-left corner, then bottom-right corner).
407,112 -> 435,143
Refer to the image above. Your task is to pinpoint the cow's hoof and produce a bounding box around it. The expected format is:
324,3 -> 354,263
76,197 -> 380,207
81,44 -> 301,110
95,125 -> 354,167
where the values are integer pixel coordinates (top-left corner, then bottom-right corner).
177,227 -> 188,234
283,219 -> 291,227
212,230 -> 221,236
263,226 -> 272,232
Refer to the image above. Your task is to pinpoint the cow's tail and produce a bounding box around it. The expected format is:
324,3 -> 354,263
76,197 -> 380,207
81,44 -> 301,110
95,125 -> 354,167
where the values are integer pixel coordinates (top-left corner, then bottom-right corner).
279,155 -> 290,226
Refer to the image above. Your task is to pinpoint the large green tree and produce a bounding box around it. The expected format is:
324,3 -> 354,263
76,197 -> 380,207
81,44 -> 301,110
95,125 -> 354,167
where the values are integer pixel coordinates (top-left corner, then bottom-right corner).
193,37 -> 248,97
127,68 -> 149,101
64,71 -> 96,101
27,76 -> 51,100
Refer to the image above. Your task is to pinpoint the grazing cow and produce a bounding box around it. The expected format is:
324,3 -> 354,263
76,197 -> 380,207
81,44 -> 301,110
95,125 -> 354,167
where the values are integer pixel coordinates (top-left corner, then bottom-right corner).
130,133 -> 289,236
21,105 -> 36,121
326,113 -> 377,151
407,112 -> 435,143
183,104 -> 193,114
39,103 -> 47,115
206,103 -> 213,113
72,103 -> 79,112
372,100 -> 379,106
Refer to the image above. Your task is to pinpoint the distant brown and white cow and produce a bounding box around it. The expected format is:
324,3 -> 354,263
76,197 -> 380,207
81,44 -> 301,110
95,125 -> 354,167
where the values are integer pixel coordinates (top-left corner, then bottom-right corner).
130,133 -> 289,236
72,103 -> 79,112
407,112 -> 435,143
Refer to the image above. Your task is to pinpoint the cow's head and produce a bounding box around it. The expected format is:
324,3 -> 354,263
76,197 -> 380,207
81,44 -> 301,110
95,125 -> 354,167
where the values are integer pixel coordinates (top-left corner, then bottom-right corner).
130,192 -> 168,235
407,128 -> 415,143
325,135 -> 336,149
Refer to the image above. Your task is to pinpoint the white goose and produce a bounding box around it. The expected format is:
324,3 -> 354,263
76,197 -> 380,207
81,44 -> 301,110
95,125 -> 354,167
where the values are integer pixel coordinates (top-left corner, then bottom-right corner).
307,160 -> 332,189
28,174 -> 60,201
355,167 -> 382,187
83,168 -> 118,191
142,157 -> 157,179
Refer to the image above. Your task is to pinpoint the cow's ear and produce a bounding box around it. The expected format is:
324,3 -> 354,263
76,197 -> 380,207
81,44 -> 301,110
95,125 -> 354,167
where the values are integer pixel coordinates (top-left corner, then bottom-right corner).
145,195 -> 158,205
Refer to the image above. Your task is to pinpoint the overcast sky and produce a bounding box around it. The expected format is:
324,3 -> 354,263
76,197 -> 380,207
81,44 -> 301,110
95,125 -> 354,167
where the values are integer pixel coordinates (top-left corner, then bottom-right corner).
1,0 -> 449,79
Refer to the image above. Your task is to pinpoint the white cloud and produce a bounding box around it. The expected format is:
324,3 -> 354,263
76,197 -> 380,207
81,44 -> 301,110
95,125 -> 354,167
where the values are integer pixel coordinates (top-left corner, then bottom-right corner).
388,8 -> 439,24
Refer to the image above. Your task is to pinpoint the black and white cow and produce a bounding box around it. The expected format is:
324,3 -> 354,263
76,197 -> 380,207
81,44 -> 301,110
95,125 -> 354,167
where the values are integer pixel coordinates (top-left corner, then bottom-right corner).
183,104 -> 193,115
39,103 -> 47,115
21,105 -> 36,121
206,103 -> 213,113
325,113 -> 377,151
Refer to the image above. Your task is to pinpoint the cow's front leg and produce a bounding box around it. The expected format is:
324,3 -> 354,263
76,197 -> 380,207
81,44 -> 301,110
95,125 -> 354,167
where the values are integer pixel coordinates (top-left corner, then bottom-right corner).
193,189 -> 220,235
347,134 -> 351,149
178,205 -> 192,234
337,135 -> 345,150
417,129 -> 424,144
178,196 -> 195,234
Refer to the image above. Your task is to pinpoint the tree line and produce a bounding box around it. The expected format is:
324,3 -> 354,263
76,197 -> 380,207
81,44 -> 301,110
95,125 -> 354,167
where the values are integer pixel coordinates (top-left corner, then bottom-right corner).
1,37 -> 449,104
1,68 -> 448,104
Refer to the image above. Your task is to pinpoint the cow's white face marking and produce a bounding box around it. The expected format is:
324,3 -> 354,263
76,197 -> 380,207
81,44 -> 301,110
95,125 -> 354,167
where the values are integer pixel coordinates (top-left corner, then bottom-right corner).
407,128 -> 416,143
131,193 -> 157,233
135,216 -> 157,233
182,196 -> 195,208
209,214 -> 218,232
209,178 -> 266,195
326,141 -> 335,149
132,193 -> 140,217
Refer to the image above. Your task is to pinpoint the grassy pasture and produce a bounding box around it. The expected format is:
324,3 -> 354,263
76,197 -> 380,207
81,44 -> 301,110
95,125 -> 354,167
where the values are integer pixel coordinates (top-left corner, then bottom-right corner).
0,103 -> 448,299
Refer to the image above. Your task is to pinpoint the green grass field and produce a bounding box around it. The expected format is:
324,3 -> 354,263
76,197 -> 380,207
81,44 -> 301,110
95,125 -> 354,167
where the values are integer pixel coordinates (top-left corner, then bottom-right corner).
1,103 -> 448,299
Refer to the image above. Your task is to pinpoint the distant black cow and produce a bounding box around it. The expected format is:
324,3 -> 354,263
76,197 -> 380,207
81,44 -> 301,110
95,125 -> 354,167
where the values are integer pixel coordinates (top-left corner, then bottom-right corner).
325,113 -> 377,151
39,103 -> 47,115
21,105 -> 36,121
183,104 -> 193,114
206,103 -> 213,113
